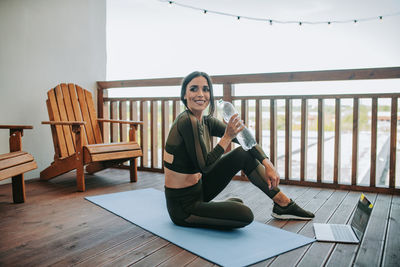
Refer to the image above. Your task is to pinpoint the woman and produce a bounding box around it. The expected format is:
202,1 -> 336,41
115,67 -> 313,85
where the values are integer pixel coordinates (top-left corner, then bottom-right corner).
164,71 -> 314,229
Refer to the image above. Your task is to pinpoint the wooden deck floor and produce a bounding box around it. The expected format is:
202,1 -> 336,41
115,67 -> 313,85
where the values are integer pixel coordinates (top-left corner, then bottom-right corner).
0,169 -> 399,267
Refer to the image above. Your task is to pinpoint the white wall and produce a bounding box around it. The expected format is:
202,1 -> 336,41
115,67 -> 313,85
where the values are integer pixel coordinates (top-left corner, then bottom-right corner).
0,0 -> 106,182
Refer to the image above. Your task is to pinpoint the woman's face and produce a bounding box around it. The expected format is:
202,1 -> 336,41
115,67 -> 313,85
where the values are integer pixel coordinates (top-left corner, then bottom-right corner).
184,76 -> 210,118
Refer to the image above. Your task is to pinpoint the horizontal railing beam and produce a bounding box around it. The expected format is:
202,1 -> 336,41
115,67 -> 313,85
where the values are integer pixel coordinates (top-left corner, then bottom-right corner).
98,67 -> 400,89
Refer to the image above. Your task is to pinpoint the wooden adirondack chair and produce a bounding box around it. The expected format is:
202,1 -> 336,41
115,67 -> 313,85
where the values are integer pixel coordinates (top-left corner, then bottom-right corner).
0,125 -> 37,203
41,83 -> 143,191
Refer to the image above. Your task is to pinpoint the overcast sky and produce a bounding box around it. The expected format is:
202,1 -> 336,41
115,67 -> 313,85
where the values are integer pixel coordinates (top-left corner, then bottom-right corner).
106,0 -> 400,96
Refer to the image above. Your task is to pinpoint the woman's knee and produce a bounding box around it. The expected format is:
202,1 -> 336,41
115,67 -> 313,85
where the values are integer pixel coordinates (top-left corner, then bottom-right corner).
229,147 -> 258,173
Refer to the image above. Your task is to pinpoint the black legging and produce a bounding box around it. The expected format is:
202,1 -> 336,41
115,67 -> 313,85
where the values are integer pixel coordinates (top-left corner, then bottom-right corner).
165,147 -> 280,229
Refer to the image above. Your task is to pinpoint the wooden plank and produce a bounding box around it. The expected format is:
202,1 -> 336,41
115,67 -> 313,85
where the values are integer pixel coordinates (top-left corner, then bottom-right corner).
334,98 -> 341,184
85,142 -> 141,154
370,97 -> 378,187
119,101 -> 128,142
74,232 -> 156,267
172,100 -> 180,121
53,226 -> 146,266
161,100 -> 169,168
85,88 -> 103,144
76,86 -> 96,144
151,101 -> 158,168
103,101 -> 110,143
297,191 -> 360,267
101,237 -> 169,267
270,99 -> 277,166
97,67 -> 400,89
61,83 -> 77,147
106,93 -> 400,102
97,85 -> 104,134
0,153 -> 34,171
255,99 -> 262,146
353,194 -> 392,266
267,189 -> 336,266
223,83 -> 233,103
0,125 -> 33,130
55,85 -> 75,156
0,151 -> 27,161
241,99 -> 248,153
131,243 -> 182,266
47,88 -> 68,157
46,99 -> 62,157
0,161 -> 37,181
352,98 -> 359,186
68,84 -> 88,146
141,101 -> 149,167
90,150 -> 142,162
157,250 -> 197,267
300,98 -> 308,181
317,98 -> 324,183
285,98 -> 292,180
389,97 -> 397,188
382,195 -> 400,266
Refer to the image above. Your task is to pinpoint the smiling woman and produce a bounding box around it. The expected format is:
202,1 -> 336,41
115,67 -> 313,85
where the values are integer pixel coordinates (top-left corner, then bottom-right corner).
163,71 -> 315,230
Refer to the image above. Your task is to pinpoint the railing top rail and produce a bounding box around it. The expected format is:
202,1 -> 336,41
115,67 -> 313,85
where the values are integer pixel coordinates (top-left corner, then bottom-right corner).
103,92 -> 400,102
98,67 -> 400,89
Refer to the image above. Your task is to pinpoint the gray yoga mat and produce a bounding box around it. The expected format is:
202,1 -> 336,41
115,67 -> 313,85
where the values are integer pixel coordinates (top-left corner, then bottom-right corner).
86,188 -> 315,267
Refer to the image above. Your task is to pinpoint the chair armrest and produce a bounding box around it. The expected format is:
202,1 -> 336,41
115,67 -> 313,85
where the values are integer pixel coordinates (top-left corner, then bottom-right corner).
97,119 -> 143,126
0,125 -> 33,130
42,121 -> 86,126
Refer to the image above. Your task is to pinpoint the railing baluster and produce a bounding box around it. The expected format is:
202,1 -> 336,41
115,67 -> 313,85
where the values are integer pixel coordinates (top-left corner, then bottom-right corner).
111,101 -> 119,143
120,101 -> 128,142
241,99 -> 248,153
285,99 -> 292,180
130,100 -> 140,166
151,101 -> 158,168
140,100 -> 149,167
352,98 -> 359,186
270,99 -> 277,166
161,100 -> 169,168
300,98 -> 308,181
255,99 -> 262,146
334,98 -> 341,184
389,97 -> 398,188
173,100 -> 180,121
370,97 -> 378,187
317,99 -> 324,183
103,101 -> 110,143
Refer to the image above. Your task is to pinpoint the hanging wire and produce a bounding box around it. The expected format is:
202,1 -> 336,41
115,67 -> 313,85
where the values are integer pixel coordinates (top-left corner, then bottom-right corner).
160,0 -> 400,26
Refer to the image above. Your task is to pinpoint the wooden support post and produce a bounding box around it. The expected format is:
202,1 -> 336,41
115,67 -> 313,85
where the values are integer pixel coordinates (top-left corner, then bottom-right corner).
317,98 -> 324,183
300,98 -> 308,181
10,129 -> 25,203
72,125 -> 85,192
285,99 -> 292,180
334,98 -> 341,184
352,98 -> 359,186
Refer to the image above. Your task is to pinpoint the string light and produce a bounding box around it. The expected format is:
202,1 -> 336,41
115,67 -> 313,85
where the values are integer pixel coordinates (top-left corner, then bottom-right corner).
161,0 -> 400,26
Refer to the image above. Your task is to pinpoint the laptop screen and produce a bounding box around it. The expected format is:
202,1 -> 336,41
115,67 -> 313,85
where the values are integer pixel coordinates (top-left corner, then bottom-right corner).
350,194 -> 373,240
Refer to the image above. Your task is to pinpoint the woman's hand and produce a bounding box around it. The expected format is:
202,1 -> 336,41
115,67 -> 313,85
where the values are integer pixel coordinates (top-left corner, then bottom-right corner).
218,114 -> 245,151
223,114 -> 245,140
262,158 -> 280,189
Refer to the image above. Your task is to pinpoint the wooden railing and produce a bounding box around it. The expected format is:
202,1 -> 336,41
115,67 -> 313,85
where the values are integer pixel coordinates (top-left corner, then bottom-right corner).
97,67 -> 400,194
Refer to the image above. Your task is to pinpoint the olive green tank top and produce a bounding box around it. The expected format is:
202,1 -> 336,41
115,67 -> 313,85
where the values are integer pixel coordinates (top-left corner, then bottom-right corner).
163,110 -> 268,174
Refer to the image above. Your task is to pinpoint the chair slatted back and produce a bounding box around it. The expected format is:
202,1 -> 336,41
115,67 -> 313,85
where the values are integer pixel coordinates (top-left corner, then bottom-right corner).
47,84 -> 103,159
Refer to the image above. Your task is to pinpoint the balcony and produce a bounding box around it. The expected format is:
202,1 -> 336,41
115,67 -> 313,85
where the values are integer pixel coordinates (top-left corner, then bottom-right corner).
97,67 -> 400,194
1,67 -> 399,266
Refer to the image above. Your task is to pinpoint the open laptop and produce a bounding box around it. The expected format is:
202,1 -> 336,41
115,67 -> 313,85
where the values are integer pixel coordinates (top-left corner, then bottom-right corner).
313,194 -> 373,243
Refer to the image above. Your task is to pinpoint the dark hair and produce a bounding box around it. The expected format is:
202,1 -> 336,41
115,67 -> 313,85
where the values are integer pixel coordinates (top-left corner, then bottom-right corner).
180,71 -> 215,118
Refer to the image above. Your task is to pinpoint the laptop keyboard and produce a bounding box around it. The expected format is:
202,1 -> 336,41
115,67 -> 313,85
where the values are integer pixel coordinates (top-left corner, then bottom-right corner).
331,224 -> 357,241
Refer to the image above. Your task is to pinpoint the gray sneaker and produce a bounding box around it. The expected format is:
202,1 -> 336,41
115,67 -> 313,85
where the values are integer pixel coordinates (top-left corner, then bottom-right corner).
271,200 -> 315,220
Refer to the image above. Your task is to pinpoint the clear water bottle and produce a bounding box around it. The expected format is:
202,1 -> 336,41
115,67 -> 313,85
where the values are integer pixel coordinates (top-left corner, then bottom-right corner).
218,99 -> 257,151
